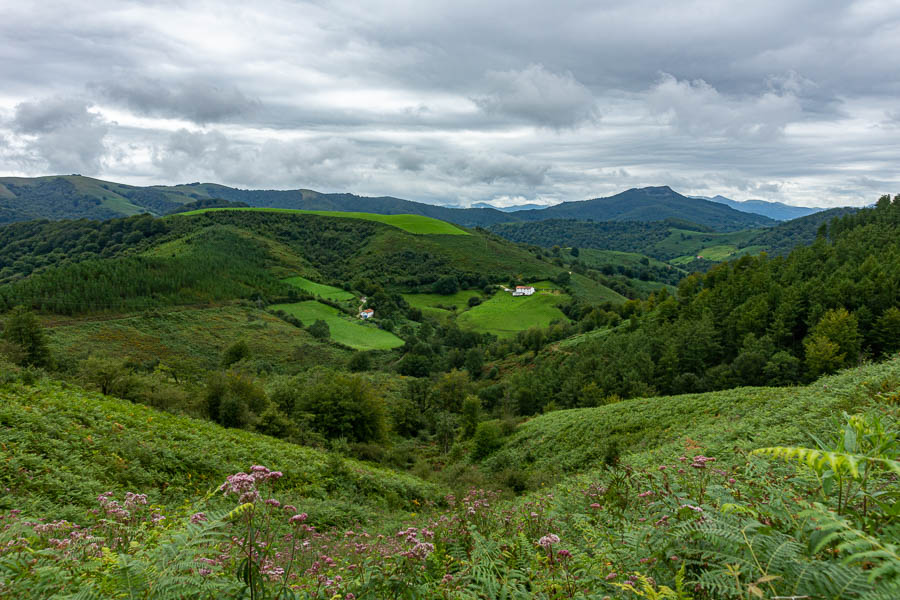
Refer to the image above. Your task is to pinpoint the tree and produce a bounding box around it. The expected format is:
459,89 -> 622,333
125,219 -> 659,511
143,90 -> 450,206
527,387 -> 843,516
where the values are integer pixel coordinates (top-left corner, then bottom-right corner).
811,308 -> 861,368
432,275 -> 460,295
460,395 -> 481,438
1,306 -> 50,367
464,348 -> 484,379
569,247 -> 579,257
221,340 -> 251,368
307,319 -> 330,339
873,307 -> 900,355
295,370 -> 386,443
348,351 -> 372,372
804,334 -> 844,378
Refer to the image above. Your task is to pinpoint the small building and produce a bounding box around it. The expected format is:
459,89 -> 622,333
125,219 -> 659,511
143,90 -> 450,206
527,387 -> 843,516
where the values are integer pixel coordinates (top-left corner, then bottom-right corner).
359,308 -> 374,319
512,285 -> 536,297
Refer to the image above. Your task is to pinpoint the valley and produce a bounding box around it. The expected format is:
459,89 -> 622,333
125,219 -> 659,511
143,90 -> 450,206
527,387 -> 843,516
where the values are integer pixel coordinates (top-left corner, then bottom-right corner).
1,192 -> 898,598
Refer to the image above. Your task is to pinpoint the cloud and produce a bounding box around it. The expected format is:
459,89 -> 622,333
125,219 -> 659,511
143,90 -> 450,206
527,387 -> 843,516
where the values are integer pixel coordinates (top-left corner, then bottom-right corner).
647,73 -> 803,140
446,152 -> 549,187
11,96 -> 109,174
474,64 -> 598,128
392,146 -> 425,171
93,77 -> 260,124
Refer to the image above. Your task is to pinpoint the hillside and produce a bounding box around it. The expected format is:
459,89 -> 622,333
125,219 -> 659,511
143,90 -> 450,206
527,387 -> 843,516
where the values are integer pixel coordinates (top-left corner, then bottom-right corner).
483,356 -> 900,478
0,376 -> 443,522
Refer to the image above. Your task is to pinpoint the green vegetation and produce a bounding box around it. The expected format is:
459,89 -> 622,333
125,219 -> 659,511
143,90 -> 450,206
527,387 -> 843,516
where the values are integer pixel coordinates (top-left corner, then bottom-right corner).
270,300 -> 404,350
282,275 -> 355,301
402,289 -> 482,312
457,288 -> 570,337
0,377 -> 440,521
42,305 -> 351,375
175,207 -> 470,235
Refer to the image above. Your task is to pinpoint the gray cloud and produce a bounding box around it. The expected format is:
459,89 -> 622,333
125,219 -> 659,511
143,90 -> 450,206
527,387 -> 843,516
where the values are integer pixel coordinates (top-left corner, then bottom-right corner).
93,77 -> 259,124
0,1 -> 898,207
11,96 -> 108,174
474,64 -> 598,128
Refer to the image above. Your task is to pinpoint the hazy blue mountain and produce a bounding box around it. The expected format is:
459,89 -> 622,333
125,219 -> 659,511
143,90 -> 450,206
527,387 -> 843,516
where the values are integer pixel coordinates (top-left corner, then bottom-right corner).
694,194 -> 824,221
471,202 -> 551,212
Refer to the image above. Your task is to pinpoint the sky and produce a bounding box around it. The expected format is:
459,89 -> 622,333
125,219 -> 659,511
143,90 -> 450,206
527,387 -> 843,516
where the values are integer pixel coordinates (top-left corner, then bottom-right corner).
1,1 -> 898,208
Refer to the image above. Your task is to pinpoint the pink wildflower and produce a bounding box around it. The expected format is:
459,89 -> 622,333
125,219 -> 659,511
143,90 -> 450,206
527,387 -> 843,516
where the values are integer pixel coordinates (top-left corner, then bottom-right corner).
538,534 -> 560,549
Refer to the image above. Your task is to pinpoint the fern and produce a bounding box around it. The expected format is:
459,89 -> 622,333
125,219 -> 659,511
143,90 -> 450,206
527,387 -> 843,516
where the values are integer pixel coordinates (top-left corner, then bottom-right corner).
751,446 -> 900,478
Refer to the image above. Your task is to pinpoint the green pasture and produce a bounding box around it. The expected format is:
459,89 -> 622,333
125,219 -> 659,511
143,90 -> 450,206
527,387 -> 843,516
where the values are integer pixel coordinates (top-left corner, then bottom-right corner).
457,288 -> 570,337
402,289 -> 482,312
174,207 -> 469,235
283,276 -> 355,302
269,300 -> 404,350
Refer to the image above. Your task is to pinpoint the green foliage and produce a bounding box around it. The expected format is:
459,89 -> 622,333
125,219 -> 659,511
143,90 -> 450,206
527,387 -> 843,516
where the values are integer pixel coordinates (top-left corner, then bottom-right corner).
294,369 -> 388,443
471,421 -> 504,460
1,306 -> 51,367
221,340 -> 251,368
307,318 -> 330,340
432,275 -> 460,295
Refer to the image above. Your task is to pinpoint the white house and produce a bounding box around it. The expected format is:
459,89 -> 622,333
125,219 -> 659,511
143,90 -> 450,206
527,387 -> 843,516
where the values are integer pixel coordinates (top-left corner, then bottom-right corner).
512,285 -> 535,297
359,308 -> 374,319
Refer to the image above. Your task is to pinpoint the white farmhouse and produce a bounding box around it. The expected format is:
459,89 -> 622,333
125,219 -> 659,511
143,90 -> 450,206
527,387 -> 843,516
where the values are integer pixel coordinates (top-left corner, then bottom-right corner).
512,285 -> 535,297
359,308 -> 374,319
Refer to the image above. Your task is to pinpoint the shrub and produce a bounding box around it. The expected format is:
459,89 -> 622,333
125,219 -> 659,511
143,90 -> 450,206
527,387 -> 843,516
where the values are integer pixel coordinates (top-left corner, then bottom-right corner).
471,420 -> 504,460
307,319 -> 330,339
221,340 -> 251,368
295,370 -> 387,443
1,306 -> 51,367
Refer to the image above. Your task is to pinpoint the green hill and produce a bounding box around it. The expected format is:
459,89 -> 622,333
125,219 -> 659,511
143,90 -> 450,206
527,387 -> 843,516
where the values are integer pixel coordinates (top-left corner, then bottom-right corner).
0,377 -> 443,522
0,210 -> 624,314
483,356 -> 900,479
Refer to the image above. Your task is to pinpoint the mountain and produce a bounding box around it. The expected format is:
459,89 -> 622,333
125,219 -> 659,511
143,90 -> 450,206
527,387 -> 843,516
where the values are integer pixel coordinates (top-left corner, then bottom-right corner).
510,186 -> 776,231
471,201 -> 551,212
2,176 -> 773,232
695,194 -> 824,221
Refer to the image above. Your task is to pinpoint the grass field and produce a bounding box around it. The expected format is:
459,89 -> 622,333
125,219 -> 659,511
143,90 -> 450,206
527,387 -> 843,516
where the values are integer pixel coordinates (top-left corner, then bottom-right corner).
269,300 -> 403,350
402,289 -> 482,312
577,248 -> 677,271
174,207 -> 469,235
457,288 -> 570,337
283,276 -> 355,301
42,305 -> 351,373
650,227 -> 761,261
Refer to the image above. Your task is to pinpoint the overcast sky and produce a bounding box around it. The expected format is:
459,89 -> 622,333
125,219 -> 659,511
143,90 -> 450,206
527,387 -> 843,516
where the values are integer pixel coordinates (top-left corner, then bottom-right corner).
1,1 -> 898,207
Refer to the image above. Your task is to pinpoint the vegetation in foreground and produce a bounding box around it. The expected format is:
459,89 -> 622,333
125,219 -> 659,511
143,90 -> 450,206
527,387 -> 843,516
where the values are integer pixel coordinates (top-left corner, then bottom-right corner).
0,359 -> 897,598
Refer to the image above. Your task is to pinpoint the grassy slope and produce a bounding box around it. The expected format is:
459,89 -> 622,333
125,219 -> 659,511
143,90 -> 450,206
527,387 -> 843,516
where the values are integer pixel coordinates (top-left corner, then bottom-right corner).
42,305 -> 351,373
457,288 -> 570,337
283,276 -> 356,302
484,357 -> 900,479
0,378 -> 442,522
402,290 -> 482,311
651,227 -> 761,261
270,300 -> 404,350
175,207 -> 469,235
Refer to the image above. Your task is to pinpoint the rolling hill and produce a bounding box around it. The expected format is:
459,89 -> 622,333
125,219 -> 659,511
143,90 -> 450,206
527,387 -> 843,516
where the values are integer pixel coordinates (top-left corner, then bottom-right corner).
2,175 -> 778,231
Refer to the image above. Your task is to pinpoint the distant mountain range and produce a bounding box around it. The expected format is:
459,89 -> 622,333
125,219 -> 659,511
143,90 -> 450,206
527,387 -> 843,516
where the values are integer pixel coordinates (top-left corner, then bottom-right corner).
693,195 -> 824,221
1,175 -> 775,231
470,202 -> 551,212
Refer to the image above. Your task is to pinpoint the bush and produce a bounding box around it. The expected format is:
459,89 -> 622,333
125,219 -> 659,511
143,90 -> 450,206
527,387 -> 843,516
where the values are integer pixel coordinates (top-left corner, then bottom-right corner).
221,340 -> 251,368
348,351 -> 372,372
467,295 -> 482,307
307,319 -> 331,339
471,420 -> 504,460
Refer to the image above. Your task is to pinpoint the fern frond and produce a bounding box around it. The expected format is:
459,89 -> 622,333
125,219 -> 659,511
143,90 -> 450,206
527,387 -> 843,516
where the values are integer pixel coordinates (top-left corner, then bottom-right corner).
752,446 -> 900,478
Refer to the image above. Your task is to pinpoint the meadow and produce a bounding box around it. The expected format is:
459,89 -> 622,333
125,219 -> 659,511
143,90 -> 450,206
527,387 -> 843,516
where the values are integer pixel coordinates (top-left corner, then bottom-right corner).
174,207 -> 470,235
456,287 -> 570,337
269,300 -> 404,350
282,276 -> 356,302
